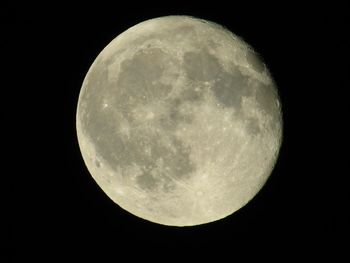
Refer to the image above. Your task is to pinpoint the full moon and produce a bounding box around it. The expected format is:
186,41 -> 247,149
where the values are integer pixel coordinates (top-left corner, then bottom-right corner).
76,16 -> 283,226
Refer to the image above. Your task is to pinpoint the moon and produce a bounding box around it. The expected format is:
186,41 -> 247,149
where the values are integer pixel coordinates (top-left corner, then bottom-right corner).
76,16 -> 283,226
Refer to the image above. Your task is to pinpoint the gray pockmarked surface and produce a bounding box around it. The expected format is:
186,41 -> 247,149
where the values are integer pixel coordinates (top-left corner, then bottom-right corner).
76,16 -> 283,226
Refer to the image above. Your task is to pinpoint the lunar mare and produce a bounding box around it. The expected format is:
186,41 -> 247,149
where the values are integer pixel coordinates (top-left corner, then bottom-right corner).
76,16 -> 283,226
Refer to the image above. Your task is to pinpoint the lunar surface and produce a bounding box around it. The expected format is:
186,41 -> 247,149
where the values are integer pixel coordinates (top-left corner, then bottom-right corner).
76,16 -> 283,226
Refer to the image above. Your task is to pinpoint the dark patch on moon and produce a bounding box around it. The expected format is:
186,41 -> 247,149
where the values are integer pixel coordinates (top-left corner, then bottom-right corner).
246,50 -> 265,73
254,82 -> 280,122
134,137 -> 195,191
171,25 -> 197,42
133,136 -> 196,191
116,48 -> 174,104
179,85 -> 203,102
182,48 -> 258,113
212,69 -> 253,109
136,172 -> 158,190
245,117 -> 261,135
183,49 -> 222,82
255,83 -> 275,112
82,102 -> 196,192
169,100 -> 194,124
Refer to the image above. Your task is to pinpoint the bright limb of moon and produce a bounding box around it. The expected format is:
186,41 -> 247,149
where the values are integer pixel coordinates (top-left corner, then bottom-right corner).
76,16 -> 283,226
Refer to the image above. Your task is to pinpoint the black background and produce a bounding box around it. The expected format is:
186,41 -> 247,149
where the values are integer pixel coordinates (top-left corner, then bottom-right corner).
6,2 -> 348,261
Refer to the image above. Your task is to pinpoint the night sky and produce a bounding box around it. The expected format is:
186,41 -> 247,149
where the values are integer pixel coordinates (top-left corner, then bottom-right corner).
6,2 -> 348,261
